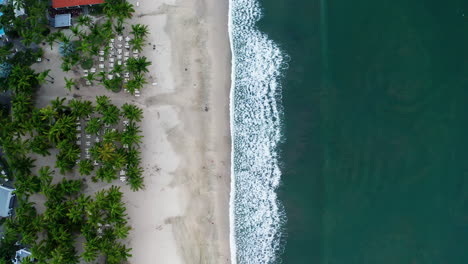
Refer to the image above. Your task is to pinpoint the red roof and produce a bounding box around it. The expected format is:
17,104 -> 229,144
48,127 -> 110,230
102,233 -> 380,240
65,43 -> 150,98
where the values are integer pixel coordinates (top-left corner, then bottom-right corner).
52,0 -> 104,9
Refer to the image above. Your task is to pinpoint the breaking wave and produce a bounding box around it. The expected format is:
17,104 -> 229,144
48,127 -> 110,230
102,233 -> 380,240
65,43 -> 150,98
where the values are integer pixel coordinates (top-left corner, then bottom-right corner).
228,0 -> 287,263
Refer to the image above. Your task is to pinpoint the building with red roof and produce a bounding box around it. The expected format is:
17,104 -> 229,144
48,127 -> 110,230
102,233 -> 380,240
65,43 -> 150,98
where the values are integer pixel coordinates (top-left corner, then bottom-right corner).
52,0 -> 104,9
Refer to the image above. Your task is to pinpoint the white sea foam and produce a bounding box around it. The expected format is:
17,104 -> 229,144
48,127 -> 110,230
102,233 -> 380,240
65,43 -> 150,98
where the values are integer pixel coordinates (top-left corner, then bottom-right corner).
228,0 -> 286,263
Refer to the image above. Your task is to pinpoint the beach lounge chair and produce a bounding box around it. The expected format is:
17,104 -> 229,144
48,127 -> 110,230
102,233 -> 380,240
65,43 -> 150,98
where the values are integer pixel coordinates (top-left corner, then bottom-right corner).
76,133 -> 81,138
124,78 -> 129,83
93,160 -> 99,166
95,137 -> 100,143
118,60 -> 122,65
110,57 -> 114,63
118,36 -> 123,41
125,44 -> 130,49
76,140 -> 81,145
120,170 -> 126,176
152,82 -> 158,86
124,51 -> 130,56
123,120 -> 129,126
85,80 -> 91,86
99,50 -> 104,55
108,63 -> 114,68
124,72 -> 130,78
135,91 -> 141,97
99,64 -> 104,69
86,141 -> 91,146
77,126 -> 81,131
133,54 -> 139,58
85,154 -> 91,159
108,74 -> 113,80
90,68 -> 96,73
123,144 -> 129,149
125,36 -> 131,42
133,50 -> 138,54
120,176 -> 127,182
117,44 -> 123,48
99,57 -> 104,62
110,38 -> 115,43
118,49 -> 122,54
86,134 -> 91,139
117,55 -> 122,59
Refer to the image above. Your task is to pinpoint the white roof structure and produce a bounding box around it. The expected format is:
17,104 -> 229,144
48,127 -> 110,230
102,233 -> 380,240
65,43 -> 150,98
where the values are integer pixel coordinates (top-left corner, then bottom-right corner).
13,249 -> 32,264
12,0 -> 25,17
0,185 -> 14,217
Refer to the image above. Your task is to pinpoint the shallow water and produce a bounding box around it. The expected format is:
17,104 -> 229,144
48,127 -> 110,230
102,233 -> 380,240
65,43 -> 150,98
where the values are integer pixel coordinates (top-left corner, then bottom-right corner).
231,0 -> 468,263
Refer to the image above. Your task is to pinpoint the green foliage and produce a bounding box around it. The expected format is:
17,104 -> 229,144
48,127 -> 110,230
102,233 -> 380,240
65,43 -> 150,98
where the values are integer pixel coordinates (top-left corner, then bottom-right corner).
80,57 -> 93,69
101,104 -> 120,125
85,117 -> 102,134
78,159 -> 94,176
121,103 -> 143,122
48,115 -> 76,143
69,99 -> 93,118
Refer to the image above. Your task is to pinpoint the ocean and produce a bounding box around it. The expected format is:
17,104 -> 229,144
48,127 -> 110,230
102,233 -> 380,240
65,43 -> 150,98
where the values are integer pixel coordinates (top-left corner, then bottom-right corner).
230,0 -> 468,263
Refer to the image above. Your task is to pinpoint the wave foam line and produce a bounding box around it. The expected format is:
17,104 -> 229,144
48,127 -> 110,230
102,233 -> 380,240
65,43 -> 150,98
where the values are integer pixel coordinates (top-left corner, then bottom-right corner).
228,0 -> 286,263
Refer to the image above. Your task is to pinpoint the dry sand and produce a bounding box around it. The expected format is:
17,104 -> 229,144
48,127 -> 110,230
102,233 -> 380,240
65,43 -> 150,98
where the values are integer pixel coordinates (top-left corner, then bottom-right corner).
33,0 -> 232,263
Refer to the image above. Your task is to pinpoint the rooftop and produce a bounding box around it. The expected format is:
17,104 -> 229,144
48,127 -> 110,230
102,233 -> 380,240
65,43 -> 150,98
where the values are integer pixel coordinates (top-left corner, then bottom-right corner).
54,13 -> 72,28
52,0 -> 104,9
0,185 -> 14,217
14,249 -> 32,264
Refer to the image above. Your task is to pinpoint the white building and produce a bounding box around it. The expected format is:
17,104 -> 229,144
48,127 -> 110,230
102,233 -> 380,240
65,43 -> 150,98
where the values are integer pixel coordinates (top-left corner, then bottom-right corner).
0,185 -> 14,217
13,249 -> 32,264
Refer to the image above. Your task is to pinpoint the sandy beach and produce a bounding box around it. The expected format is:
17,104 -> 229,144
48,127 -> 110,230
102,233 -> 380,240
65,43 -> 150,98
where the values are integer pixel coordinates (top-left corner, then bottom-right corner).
33,0 -> 232,263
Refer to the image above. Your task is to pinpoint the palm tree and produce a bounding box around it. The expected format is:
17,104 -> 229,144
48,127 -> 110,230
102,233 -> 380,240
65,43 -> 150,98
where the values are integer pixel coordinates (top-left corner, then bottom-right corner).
38,166 -> 53,189
78,159 -> 94,176
129,36 -> 144,52
48,115 -> 76,143
130,24 -> 149,39
97,142 -> 117,162
51,97 -> 69,116
85,117 -> 102,135
76,15 -> 92,27
103,129 -> 121,143
95,95 -> 111,113
113,223 -> 131,239
125,74 -> 147,95
121,103 -> 143,122
29,135 -> 52,156
95,165 -> 117,183
125,56 -> 151,74
126,164 -> 144,191
70,25 -> 84,39
121,122 -> 142,146
101,105 -> 120,125
125,147 -> 141,166
64,77 -> 77,91
85,72 -> 96,85
69,99 -> 93,118
114,18 -> 125,35
82,239 -> 99,262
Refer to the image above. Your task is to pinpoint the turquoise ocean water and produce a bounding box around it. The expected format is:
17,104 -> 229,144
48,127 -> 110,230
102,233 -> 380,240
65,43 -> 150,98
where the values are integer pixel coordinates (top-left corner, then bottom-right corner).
230,0 -> 468,263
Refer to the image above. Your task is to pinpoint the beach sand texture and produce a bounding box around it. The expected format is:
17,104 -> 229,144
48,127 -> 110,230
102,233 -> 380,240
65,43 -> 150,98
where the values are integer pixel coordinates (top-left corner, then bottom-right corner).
33,0 -> 232,263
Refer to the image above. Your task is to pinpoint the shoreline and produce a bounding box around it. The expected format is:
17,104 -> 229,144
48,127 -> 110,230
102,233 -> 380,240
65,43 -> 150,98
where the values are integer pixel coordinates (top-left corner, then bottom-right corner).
123,0 -> 232,263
